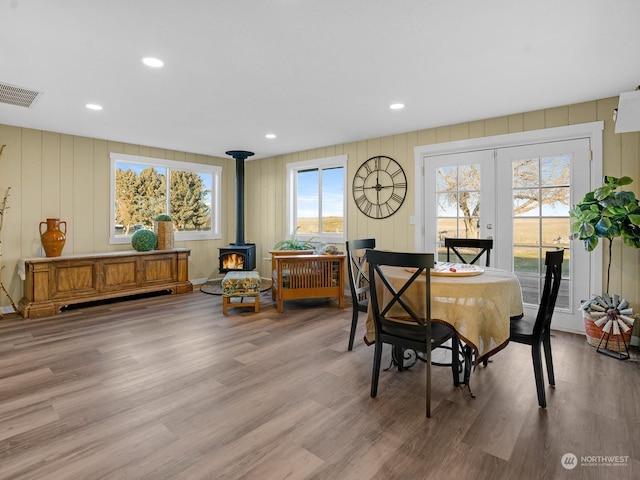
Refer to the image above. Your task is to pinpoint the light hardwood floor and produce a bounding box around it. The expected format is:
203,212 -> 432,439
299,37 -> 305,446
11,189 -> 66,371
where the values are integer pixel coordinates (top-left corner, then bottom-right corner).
0,289 -> 638,480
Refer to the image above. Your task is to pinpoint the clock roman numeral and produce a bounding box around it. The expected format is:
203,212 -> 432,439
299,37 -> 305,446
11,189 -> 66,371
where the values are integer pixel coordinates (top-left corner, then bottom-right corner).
390,192 -> 404,205
375,204 -> 382,218
354,172 -> 367,183
382,203 -> 392,217
390,167 -> 404,179
355,194 -> 369,210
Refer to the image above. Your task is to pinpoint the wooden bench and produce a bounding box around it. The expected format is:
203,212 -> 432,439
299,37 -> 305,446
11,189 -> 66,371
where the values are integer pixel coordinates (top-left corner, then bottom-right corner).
270,250 -> 345,313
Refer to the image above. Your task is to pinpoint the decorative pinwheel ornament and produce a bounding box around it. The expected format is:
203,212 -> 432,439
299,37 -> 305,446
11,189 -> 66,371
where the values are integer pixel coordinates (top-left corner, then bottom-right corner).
582,294 -> 634,357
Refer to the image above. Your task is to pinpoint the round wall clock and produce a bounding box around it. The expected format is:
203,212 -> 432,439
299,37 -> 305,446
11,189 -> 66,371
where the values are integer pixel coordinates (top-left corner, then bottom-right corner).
352,155 -> 407,219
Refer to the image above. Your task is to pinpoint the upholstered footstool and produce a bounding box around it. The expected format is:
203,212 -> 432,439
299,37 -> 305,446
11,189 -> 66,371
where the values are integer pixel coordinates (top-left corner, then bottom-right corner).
221,271 -> 261,314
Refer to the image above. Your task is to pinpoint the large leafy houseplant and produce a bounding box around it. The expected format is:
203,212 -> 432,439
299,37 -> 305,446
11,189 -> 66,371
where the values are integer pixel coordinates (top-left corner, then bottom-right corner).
570,176 -> 640,353
570,176 -> 640,291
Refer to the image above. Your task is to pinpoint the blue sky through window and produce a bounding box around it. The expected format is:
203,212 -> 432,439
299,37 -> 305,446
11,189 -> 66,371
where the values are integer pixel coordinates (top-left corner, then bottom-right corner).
116,161 -> 163,176
297,167 -> 344,218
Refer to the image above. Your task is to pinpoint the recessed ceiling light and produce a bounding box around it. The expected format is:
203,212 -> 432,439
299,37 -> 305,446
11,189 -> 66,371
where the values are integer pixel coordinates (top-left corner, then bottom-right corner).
265,133 -> 277,139
390,103 -> 405,110
142,57 -> 164,68
86,104 -> 103,110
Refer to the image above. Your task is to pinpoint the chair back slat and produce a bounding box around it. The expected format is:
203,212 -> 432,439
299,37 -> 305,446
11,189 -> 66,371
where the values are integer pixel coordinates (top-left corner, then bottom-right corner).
444,238 -> 493,266
533,249 -> 565,336
345,238 -> 376,351
346,238 -> 375,303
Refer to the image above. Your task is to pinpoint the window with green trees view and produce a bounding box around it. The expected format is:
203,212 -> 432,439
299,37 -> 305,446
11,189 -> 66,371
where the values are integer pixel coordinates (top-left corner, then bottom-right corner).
109,153 -> 221,243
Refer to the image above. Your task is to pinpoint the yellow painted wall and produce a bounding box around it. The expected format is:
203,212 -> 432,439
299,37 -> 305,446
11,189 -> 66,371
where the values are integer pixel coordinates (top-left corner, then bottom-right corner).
244,96 -> 640,309
0,126 -> 235,310
1,95 -> 639,314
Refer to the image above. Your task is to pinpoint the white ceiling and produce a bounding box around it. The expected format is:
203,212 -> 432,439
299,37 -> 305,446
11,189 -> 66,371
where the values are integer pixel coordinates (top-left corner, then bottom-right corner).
1,0 -> 639,160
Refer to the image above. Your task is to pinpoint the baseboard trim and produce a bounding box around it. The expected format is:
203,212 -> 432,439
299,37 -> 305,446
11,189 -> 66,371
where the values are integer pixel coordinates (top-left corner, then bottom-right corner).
1,305 -> 18,315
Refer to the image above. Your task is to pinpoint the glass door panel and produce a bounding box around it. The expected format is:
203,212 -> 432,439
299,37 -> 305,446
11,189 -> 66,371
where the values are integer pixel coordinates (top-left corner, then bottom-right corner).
496,139 -> 590,331
426,151 -> 495,263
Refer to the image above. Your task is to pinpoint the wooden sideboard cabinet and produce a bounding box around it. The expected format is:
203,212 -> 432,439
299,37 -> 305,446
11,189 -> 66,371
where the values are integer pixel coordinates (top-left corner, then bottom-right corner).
18,248 -> 192,319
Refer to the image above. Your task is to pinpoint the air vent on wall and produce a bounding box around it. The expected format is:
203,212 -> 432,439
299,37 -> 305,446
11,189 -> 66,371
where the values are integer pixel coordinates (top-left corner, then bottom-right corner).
0,82 -> 43,108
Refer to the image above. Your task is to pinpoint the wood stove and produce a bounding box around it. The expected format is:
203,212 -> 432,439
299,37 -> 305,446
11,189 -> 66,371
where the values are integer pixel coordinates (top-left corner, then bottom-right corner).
219,150 -> 257,273
219,243 -> 256,273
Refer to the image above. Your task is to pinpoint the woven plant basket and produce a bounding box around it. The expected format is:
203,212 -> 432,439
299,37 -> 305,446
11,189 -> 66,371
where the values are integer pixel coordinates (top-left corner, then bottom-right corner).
154,221 -> 174,250
583,313 -> 633,352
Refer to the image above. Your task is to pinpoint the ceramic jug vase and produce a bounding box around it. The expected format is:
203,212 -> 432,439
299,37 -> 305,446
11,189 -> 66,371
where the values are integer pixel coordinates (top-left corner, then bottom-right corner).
40,218 -> 67,257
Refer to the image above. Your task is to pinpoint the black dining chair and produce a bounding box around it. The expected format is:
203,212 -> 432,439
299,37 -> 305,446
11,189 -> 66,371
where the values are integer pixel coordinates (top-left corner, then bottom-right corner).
444,238 -> 493,266
345,238 -> 376,351
367,249 -> 459,418
509,248 -> 564,408
445,237 -> 494,367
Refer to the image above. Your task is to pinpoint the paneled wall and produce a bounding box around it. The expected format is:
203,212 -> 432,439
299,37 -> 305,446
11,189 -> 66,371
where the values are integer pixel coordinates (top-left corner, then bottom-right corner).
0,126 -> 234,310
244,96 -> 639,309
1,96 -> 639,314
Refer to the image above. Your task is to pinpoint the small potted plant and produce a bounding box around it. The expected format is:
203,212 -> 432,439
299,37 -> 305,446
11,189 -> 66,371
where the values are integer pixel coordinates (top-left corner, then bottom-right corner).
570,176 -> 640,355
154,213 -> 174,250
131,228 -> 157,252
273,228 -> 315,251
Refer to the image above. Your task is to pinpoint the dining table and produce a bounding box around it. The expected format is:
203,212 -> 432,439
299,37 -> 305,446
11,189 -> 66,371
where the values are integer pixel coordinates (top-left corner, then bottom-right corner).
365,263 -> 524,386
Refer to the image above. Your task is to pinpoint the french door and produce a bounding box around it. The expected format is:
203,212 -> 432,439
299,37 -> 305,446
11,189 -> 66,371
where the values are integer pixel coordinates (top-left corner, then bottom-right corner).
419,133 -> 597,333
495,139 -> 591,331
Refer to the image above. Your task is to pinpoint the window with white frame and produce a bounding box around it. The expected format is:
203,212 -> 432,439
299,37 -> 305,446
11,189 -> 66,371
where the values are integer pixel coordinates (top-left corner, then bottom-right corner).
286,155 -> 347,243
109,152 -> 222,244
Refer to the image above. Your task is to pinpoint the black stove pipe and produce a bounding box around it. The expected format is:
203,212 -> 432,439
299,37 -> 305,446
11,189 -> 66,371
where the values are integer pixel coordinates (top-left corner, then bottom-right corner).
225,150 -> 254,246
